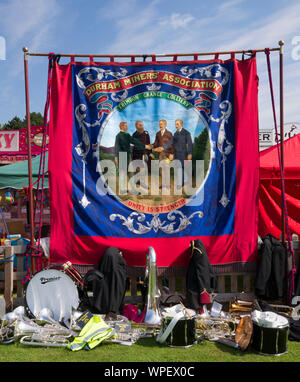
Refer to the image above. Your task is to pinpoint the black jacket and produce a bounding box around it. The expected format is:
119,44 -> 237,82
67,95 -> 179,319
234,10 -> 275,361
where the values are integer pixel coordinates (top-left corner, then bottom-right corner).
185,239 -> 216,310
254,234 -> 287,300
92,247 -> 127,314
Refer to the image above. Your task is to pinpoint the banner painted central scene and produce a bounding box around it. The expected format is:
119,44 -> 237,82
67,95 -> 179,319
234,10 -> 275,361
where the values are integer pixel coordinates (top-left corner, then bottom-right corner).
49,56 -> 259,271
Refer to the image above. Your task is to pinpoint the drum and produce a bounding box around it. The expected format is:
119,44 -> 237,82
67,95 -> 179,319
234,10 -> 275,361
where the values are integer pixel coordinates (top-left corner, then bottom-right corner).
160,316 -> 197,348
24,269 -> 80,323
251,310 -> 289,356
251,323 -> 289,355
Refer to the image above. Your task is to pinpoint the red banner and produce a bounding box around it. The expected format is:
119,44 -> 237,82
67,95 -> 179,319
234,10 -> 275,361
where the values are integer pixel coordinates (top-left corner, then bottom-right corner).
0,126 -> 48,163
49,57 -> 259,272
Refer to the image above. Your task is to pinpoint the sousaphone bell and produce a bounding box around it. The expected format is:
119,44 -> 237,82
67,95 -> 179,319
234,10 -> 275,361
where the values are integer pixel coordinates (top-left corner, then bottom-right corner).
144,247 -> 161,325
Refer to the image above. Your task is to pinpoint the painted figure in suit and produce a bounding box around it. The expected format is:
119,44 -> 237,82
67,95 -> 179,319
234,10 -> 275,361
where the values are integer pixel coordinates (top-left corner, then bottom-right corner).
132,120 -> 151,190
152,120 -> 174,191
132,120 -> 151,172
114,122 -> 148,166
114,121 -> 151,195
171,119 -> 193,188
152,120 -> 174,160
155,119 -> 193,189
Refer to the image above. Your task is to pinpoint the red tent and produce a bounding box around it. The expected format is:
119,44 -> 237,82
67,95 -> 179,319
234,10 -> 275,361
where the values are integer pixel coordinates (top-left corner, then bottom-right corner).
259,133 -> 300,239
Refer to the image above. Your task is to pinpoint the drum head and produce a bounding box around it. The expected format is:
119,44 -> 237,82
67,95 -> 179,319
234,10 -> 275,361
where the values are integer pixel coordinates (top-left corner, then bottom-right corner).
25,269 -> 80,322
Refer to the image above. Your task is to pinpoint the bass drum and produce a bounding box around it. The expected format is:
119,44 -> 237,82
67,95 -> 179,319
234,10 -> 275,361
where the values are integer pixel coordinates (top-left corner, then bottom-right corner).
24,269 -> 80,323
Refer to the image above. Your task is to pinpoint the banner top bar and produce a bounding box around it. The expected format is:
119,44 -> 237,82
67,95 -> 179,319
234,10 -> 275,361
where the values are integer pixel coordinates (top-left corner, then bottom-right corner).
23,44 -> 283,59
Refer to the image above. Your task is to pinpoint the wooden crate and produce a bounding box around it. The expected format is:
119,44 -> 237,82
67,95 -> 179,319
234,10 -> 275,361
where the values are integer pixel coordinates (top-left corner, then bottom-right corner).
0,245 -> 27,311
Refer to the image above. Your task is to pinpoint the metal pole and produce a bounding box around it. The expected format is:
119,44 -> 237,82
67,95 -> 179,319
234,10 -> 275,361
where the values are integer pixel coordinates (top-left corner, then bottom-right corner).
23,46 -> 36,274
26,47 -> 280,59
279,40 -> 286,245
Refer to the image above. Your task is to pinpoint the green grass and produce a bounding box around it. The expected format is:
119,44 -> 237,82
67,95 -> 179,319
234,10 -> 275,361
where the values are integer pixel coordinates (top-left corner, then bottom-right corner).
0,336 -> 299,363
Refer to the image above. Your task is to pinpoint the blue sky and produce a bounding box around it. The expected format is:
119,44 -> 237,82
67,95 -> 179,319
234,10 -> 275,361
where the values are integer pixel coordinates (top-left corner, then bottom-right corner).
0,0 -> 300,130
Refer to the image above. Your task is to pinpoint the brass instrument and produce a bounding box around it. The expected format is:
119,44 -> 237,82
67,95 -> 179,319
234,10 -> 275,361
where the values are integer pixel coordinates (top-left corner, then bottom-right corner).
36,307 -> 65,326
229,299 -> 253,315
14,319 -> 74,347
0,320 -> 14,344
196,313 -> 253,351
268,304 -> 294,318
13,308 -> 76,347
20,333 -> 71,347
3,305 -> 27,323
195,316 -> 237,341
144,247 -> 161,325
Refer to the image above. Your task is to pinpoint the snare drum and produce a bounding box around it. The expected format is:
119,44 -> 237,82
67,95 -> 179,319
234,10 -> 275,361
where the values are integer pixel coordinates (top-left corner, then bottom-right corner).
251,322 -> 289,356
251,310 -> 289,356
160,316 -> 197,348
24,269 -> 80,323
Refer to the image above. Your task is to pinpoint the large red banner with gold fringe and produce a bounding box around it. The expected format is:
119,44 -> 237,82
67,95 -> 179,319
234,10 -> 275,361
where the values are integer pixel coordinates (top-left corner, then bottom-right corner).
48,55 -> 259,272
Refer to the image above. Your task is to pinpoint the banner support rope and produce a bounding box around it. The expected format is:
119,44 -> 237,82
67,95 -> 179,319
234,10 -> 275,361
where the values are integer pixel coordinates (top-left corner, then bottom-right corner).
265,42 -> 296,302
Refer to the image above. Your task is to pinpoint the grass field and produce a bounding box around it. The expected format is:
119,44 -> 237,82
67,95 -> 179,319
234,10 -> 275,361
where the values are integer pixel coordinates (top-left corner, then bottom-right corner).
0,335 -> 299,363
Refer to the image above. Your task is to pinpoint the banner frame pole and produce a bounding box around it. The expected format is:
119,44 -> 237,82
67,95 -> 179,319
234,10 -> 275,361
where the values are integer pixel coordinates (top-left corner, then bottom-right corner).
279,40 -> 286,245
25,47 -> 280,59
23,46 -> 36,275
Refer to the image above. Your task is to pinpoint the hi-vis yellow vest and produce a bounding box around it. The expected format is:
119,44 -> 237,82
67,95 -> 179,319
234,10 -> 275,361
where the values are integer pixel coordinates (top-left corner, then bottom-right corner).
68,315 -> 115,351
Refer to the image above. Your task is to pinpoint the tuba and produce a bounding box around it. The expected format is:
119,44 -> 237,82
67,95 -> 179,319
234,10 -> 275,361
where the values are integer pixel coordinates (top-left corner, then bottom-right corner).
144,247 -> 161,325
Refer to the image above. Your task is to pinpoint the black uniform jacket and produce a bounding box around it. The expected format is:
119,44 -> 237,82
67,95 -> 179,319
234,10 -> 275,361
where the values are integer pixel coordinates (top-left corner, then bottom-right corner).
254,234 -> 286,300
185,239 -> 216,310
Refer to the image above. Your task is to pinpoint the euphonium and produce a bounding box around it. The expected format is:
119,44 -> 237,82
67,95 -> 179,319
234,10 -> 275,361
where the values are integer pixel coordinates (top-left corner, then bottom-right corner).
14,315 -> 74,340
144,247 -> 161,325
14,318 -> 42,340
4,305 -> 26,323
36,308 -> 63,327
36,307 -> 76,332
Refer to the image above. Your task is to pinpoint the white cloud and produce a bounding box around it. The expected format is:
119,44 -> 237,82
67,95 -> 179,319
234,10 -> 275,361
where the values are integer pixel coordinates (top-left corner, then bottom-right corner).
216,2 -> 300,52
101,0 -> 250,55
160,13 -> 194,29
218,0 -> 244,10
0,0 -> 62,78
0,0 -> 61,46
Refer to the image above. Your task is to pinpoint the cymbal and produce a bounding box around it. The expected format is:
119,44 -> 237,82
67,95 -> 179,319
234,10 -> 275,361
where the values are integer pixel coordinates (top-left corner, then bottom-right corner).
235,316 -> 253,351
